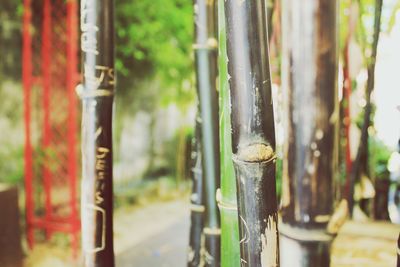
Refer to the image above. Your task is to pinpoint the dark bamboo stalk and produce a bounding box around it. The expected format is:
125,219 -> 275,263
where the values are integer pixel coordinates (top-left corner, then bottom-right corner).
280,0 -> 338,266
348,0 -> 383,217
224,1 -> 279,266
79,0 -> 115,266
187,116 -> 205,267
193,0 -> 220,266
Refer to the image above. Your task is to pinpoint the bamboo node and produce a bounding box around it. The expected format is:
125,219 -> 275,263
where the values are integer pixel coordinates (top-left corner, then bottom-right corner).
237,143 -> 275,162
216,188 -> 238,211
192,38 -> 218,50
190,204 -> 206,213
203,227 -> 221,235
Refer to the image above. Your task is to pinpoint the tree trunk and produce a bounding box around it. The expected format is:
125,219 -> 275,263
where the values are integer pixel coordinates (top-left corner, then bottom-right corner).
280,0 -> 338,266
80,0 -> 115,266
224,1 -> 279,266
193,0 -> 221,265
348,0 -> 383,217
217,0 -> 240,265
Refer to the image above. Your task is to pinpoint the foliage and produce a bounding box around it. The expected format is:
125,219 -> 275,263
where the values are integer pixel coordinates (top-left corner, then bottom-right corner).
386,0 -> 400,33
0,81 -> 24,185
369,136 -> 391,180
0,0 -> 21,80
276,157 -> 282,199
115,0 -> 195,110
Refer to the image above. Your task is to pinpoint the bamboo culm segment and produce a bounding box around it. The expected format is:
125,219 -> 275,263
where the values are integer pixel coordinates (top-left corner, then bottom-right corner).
193,0 -> 220,266
218,0 -> 241,265
188,117 -> 205,267
224,0 -> 279,266
280,0 -> 338,266
80,0 -> 115,266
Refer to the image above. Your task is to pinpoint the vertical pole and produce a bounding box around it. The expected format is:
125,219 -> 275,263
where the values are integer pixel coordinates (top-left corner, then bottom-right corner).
23,0 -> 34,249
343,39 -> 352,195
280,0 -> 338,266
224,0 -> 280,266
217,0 -> 240,265
187,118 -> 205,267
193,0 -> 221,265
348,0 -> 383,217
343,1 -> 357,204
41,0 -> 53,239
67,0 -> 79,256
80,0 -> 115,265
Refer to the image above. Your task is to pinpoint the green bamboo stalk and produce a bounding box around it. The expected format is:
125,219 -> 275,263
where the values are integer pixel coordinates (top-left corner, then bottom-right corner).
217,0 -> 240,265
193,0 -> 221,265
79,0 -> 115,266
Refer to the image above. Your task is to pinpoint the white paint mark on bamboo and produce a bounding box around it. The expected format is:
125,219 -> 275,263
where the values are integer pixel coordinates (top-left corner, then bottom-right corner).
239,216 -> 250,244
315,129 -> 324,140
310,142 -> 317,150
204,250 -> 215,264
260,214 -> 278,267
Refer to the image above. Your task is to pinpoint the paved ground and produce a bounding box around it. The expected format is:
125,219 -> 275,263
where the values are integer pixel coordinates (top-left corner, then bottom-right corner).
331,220 -> 399,267
24,198 -> 400,266
114,199 -> 190,267
116,219 -> 189,267
114,199 -> 400,267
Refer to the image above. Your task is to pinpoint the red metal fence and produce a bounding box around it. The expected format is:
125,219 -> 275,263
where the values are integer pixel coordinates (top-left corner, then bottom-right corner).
22,0 -> 80,255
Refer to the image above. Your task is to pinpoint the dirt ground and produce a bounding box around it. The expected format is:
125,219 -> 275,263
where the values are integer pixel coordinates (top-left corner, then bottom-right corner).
24,198 -> 399,267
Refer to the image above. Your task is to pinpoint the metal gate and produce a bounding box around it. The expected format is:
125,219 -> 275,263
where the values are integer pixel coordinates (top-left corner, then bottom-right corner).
22,0 -> 80,255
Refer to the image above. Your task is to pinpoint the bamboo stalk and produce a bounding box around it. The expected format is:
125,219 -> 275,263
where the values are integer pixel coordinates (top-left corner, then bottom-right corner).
188,116 -> 205,267
224,1 -> 279,266
280,0 -> 338,266
348,0 -> 383,217
79,0 -> 115,266
193,0 -> 221,265
217,0 -> 240,265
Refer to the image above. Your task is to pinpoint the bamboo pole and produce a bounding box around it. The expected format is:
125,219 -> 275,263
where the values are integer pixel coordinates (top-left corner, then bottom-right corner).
217,0 -> 240,265
280,0 -> 338,266
79,0 -> 115,266
224,1 -> 279,266
188,116 -> 205,267
348,0 -> 383,217
193,0 -> 221,265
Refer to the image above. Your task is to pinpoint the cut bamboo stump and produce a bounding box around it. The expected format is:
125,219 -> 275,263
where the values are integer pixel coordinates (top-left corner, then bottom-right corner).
0,184 -> 23,267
